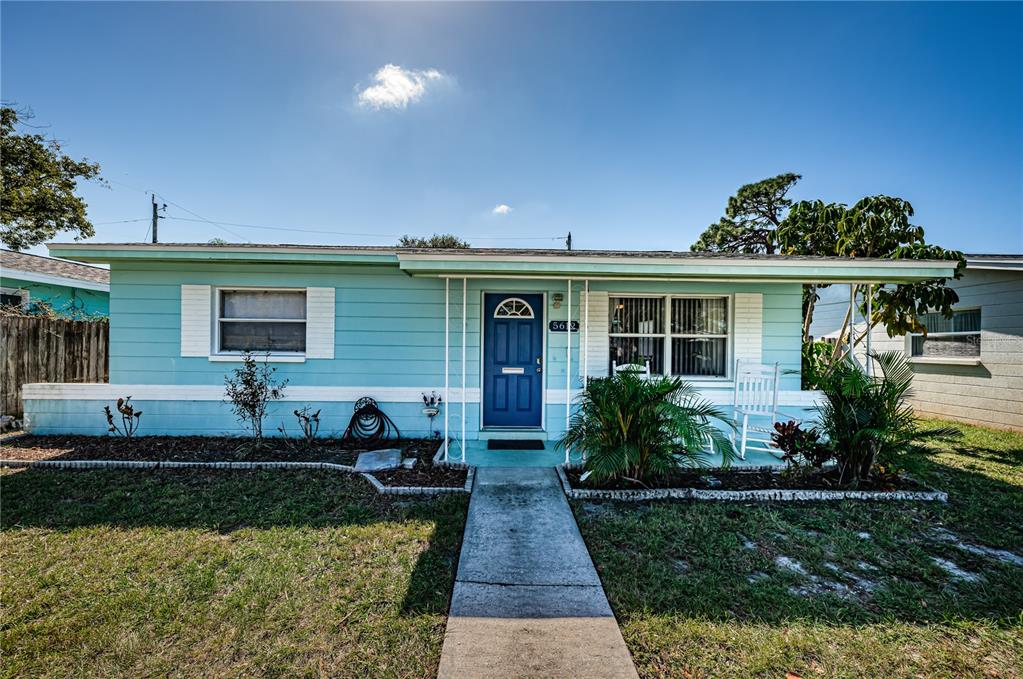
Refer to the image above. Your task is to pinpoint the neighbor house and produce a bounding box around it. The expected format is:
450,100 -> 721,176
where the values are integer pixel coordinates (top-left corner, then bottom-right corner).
865,254 -> 1023,432
0,249 -> 110,318
22,243 -> 958,462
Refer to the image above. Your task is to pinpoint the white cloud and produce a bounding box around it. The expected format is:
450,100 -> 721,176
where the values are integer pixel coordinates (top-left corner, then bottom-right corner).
356,64 -> 447,110
492,204 -> 513,215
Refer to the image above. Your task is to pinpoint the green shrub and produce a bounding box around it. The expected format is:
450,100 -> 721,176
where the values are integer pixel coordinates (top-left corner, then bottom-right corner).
801,339 -> 832,389
559,372 -> 735,483
816,351 -> 959,484
771,420 -> 832,471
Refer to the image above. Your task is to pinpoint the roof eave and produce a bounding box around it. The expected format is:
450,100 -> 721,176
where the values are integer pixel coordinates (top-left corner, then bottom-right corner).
45,243 -> 959,282
397,257 -> 958,283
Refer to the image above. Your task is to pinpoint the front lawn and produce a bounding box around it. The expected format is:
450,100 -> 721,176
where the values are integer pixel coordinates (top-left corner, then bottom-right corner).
574,419 -> 1023,678
1,468 -> 468,678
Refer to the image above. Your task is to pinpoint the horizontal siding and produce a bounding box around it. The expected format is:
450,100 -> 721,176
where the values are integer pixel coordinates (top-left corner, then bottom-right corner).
0,276 -> 110,315
866,269 -> 1023,431
104,263 -> 804,396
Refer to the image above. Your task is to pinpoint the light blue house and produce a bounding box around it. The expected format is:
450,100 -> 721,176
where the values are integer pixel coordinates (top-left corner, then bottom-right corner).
1,249 -> 109,318
24,243 -> 957,464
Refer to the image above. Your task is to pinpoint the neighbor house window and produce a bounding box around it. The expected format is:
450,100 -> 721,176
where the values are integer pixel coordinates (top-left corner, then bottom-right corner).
217,289 -> 307,354
911,308 -> 981,359
608,296 -> 729,377
0,287 -> 28,307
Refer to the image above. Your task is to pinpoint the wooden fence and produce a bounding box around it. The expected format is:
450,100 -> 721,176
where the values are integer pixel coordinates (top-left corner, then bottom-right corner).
1,315 -> 108,417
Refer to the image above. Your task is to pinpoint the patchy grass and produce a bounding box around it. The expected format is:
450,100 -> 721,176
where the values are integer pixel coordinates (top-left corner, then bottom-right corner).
0,468 -> 467,678
575,419 -> 1023,678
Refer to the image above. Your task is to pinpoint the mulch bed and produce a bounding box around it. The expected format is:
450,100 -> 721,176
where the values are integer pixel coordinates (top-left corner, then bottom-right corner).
0,434 -> 438,464
565,467 -> 929,493
0,434 -> 467,489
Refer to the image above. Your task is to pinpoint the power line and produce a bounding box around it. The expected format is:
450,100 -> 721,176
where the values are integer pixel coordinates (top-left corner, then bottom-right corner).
154,194 -> 250,243
97,180 -> 569,245
161,215 -> 564,242
94,218 -> 149,225
163,216 -> 395,238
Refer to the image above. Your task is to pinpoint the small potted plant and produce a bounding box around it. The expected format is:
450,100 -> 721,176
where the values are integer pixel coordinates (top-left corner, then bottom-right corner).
422,391 -> 442,418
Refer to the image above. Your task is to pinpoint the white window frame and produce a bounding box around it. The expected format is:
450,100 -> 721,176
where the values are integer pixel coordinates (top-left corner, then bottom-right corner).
0,287 -> 29,307
907,306 -> 982,365
212,287 -> 308,358
608,294 -> 732,379
669,295 -> 731,379
493,297 -> 536,319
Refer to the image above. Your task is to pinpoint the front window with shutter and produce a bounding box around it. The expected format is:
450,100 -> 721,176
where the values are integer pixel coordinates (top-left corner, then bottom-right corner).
608,295 -> 729,377
216,289 -> 307,354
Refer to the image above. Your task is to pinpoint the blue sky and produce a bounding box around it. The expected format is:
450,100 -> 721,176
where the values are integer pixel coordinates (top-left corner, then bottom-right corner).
3,2 -> 1021,255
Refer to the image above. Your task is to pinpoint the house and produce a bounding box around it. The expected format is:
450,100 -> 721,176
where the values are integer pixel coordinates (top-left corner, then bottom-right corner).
864,254 -> 1023,432
0,249 -> 110,318
21,243 -> 958,463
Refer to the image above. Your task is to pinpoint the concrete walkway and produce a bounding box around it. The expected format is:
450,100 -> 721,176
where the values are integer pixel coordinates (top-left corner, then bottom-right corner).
438,467 -> 639,679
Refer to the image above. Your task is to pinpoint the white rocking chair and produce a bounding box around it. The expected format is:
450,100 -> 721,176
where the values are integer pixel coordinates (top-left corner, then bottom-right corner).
612,360 -> 651,376
731,360 -> 797,459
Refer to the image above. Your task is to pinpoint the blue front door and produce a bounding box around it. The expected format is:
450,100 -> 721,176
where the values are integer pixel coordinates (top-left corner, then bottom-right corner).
483,293 -> 544,428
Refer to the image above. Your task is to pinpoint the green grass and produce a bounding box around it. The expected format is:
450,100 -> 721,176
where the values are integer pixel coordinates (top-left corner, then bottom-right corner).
574,419 -> 1023,679
0,468 -> 468,678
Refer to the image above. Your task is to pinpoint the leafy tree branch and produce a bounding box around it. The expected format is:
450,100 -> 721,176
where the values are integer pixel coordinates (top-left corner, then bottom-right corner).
1,106 -> 104,250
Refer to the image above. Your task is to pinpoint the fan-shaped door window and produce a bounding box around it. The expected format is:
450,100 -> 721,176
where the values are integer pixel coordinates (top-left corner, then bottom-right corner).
494,298 -> 535,319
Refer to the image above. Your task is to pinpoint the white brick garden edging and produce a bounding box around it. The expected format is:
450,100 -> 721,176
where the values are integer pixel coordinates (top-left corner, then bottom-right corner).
0,458 -> 473,496
432,441 -> 472,470
555,465 -> 947,503
362,465 -> 475,495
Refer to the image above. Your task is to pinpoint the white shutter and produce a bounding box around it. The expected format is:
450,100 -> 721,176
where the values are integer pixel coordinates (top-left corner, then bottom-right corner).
180,285 -> 212,357
733,292 -> 763,365
585,290 -> 609,377
305,287 -> 335,359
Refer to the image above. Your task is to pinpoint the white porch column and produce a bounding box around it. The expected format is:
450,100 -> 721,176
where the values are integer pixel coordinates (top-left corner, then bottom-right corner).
582,279 -> 589,462
849,284 -> 856,358
461,276 -> 467,462
583,279 -> 589,385
865,283 -> 873,376
565,278 -> 572,464
443,278 -> 449,461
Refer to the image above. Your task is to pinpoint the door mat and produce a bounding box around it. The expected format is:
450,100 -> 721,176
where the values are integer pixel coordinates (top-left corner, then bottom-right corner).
487,439 -> 546,451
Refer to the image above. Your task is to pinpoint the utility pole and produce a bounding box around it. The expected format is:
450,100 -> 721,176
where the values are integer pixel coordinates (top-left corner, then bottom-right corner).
151,194 -> 166,243
566,231 -> 573,251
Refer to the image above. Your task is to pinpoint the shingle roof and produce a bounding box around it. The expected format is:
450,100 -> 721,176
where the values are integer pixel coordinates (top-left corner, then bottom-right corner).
1,249 -> 110,285
47,242 -> 936,262
965,253 -> 1023,260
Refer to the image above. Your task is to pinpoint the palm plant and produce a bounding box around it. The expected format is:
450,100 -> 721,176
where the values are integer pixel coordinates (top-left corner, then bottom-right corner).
816,350 -> 959,484
559,372 -> 736,484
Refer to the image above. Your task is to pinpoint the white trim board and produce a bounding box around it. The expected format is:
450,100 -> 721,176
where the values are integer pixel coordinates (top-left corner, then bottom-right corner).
22,383 -> 482,403
23,383 -> 822,407
545,388 -> 822,407
0,267 -> 109,292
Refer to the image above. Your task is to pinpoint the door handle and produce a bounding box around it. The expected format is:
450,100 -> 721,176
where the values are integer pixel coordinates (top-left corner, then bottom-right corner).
536,357 -> 543,374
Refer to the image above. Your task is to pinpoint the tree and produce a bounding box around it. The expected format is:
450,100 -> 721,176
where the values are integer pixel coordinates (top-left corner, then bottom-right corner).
1,107 -> 103,251
690,173 -> 801,253
778,195 -> 966,352
776,200 -> 844,340
398,233 -> 470,248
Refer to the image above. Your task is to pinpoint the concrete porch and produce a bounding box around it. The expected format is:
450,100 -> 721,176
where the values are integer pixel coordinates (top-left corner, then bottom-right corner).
444,405 -> 818,467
